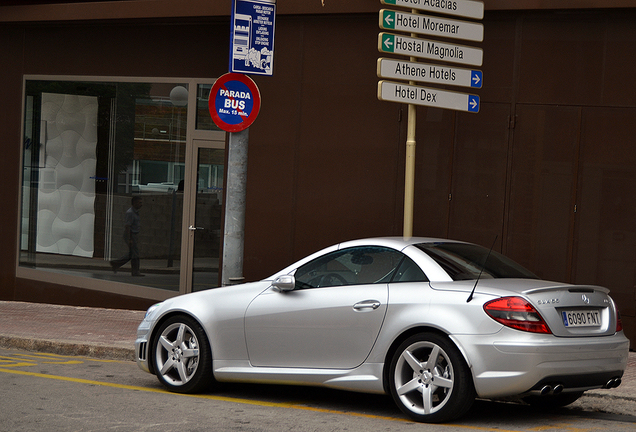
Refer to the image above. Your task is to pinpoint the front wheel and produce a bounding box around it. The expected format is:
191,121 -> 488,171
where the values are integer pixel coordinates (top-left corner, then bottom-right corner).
152,315 -> 214,393
388,333 -> 475,423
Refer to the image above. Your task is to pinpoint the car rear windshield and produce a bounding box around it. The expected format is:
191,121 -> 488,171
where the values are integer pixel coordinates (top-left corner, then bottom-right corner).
415,243 -> 538,281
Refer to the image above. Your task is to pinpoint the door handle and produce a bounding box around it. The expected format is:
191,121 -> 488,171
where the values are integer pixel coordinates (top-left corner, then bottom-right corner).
188,225 -> 204,231
353,300 -> 381,311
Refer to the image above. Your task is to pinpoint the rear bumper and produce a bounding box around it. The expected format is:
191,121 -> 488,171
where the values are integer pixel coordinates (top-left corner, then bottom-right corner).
451,330 -> 630,398
526,370 -> 623,395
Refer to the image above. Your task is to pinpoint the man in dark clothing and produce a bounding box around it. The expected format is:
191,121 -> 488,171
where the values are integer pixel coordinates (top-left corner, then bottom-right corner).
111,196 -> 144,276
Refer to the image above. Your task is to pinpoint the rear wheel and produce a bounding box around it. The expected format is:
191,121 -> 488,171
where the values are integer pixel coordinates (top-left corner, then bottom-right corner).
152,315 -> 214,393
389,333 -> 475,423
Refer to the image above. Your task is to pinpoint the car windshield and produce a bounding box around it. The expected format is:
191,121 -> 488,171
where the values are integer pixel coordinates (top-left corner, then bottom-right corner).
416,243 -> 538,281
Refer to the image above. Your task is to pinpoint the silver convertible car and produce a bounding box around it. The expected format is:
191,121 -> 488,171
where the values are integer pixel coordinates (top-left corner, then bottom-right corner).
135,237 -> 630,422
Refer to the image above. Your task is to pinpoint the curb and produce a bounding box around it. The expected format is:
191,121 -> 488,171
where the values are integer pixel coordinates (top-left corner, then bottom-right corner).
0,336 -> 135,361
582,391 -> 636,403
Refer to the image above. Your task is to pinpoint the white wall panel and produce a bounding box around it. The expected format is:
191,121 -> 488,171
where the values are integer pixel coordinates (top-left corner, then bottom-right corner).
37,93 -> 97,257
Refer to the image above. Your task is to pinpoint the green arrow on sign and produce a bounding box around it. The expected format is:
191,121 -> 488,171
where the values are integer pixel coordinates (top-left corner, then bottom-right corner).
381,10 -> 396,29
380,33 -> 395,53
383,0 -> 397,4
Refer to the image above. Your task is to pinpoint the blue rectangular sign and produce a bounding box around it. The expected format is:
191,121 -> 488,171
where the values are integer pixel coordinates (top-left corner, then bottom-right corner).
230,0 -> 276,76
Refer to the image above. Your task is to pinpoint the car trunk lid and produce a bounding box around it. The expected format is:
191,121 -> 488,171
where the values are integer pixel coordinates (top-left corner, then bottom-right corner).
429,279 -> 619,337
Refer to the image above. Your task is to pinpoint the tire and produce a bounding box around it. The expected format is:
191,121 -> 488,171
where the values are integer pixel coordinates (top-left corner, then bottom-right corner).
523,391 -> 584,409
388,333 -> 475,423
151,315 -> 214,393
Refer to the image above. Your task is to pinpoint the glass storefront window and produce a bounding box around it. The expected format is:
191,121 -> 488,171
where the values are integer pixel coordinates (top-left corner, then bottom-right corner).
196,84 -> 221,131
19,79 -> 195,292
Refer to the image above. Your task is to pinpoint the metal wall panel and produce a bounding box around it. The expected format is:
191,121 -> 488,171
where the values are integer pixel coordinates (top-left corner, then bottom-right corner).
518,11 -> 606,106
447,103 -> 511,249
575,107 -> 636,323
505,105 -> 580,282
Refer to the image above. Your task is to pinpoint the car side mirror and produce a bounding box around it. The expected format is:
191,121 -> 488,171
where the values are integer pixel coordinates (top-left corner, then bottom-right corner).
272,275 -> 295,292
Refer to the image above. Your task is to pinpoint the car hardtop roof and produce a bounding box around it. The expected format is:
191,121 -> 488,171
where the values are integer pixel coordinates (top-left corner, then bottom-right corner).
338,236 -> 468,250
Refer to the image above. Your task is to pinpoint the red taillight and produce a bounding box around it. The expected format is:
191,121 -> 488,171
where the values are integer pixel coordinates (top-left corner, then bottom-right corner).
484,296 -> 552,334
616,307 -> 623,332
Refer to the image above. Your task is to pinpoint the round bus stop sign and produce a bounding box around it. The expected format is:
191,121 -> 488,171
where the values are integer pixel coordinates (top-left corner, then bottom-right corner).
208,73 -> 261,132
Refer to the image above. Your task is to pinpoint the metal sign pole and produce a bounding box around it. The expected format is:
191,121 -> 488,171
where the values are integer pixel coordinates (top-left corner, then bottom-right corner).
404,102 -> 416,239
222,129 -> 249,286
403,9 -> 418,239
208,73 -> 261,285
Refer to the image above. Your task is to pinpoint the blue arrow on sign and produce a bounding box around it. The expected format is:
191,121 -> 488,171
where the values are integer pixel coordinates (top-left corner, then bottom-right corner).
468,95 -> 480,112
471,70 -> 482,88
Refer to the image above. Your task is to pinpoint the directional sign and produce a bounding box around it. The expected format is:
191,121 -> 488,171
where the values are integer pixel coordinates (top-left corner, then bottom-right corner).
379,32 -> 483,66
380,0 -> 484,20
378,80 -> 480,113
377,58 -> 482,88
379,9 -> 483,42
209,73 -> 261,132
230,0 -> 276,76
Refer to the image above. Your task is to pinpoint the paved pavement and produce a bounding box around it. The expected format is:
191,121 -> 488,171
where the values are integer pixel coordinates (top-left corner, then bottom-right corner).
0,300 -> 634,417
0,300 -> 144,360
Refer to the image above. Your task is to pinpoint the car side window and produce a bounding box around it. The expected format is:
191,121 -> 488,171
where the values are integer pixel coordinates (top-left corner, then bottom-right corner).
391,256 -> 429,283
294,246 -> 405,289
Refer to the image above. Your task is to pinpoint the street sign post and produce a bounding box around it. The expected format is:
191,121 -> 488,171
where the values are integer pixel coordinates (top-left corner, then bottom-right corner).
378,80 -> 480,113
208,73 -> 262,133
376,0 -> 485,238
380,0 -> 484,19
379,32 -> 483,66
377,58 -> 482,88
379,9 -> 483,42
230,0 -> 276,76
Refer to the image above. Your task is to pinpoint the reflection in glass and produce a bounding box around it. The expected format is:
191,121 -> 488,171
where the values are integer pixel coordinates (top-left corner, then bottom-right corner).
19,80 -> 199,292
196,84 -> 221,131
192,147 -> 225,292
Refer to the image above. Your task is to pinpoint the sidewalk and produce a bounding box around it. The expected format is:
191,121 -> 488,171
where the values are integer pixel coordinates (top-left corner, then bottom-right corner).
0,300 -> 144,360
0,300 -> 634,416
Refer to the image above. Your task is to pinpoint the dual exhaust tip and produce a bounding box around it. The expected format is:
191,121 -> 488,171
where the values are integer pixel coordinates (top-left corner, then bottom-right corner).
602,377 -> 622,389
539,384 -> 564,396
538,377 -> 621,396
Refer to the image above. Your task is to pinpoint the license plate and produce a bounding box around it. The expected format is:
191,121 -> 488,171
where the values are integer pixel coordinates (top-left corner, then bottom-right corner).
562,310 -> 602,327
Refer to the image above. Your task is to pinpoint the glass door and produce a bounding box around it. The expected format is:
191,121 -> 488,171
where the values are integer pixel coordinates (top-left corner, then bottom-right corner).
180,139 -> 225,293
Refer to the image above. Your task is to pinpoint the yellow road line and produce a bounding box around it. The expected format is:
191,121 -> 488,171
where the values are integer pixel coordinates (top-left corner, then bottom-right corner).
0,362 -> 37,368
42,360 -> 84,365
9,351 -> 129,364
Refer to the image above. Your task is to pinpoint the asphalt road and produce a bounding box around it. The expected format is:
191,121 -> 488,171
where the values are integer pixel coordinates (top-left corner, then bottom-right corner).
1,347 -> 634,432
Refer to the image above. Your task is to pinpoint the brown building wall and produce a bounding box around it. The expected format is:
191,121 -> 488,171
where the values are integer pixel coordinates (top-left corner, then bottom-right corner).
0,6 -> 634,343
0,22 -> 27,303
243,9 -> 636,342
